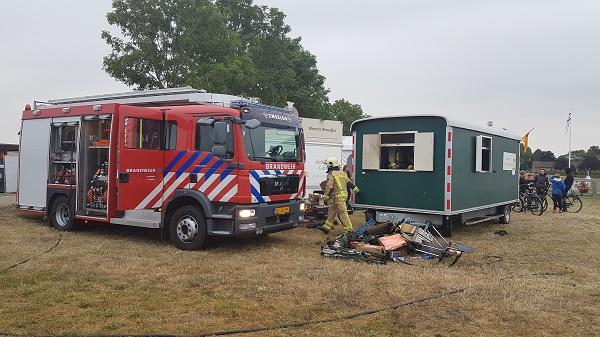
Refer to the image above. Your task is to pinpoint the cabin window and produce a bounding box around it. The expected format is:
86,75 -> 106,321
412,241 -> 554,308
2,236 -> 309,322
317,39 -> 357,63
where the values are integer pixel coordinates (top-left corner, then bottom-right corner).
380,132 -> 415,170
476,135 -> 493,172
362,132 -> 434,171
195,120 -> 234,158
124,118 -> 161,150
163,121 -> 177,150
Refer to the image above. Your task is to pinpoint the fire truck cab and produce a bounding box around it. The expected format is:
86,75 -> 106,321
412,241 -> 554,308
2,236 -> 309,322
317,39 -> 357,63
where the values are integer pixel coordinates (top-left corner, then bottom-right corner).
17,87 -> 306,250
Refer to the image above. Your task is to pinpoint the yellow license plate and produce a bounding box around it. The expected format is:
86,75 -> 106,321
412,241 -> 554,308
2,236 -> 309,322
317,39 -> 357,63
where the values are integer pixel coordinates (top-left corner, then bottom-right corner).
274,206 -> 290,215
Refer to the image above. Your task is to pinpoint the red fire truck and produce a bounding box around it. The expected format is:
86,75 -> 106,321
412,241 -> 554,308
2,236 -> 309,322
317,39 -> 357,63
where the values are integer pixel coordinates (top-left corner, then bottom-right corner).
17,87 -> 306,249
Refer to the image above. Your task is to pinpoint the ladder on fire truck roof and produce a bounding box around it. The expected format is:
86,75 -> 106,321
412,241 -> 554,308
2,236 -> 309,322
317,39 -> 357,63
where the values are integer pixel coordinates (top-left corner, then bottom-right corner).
38,86 -> 295,114
42,86 -> 243,107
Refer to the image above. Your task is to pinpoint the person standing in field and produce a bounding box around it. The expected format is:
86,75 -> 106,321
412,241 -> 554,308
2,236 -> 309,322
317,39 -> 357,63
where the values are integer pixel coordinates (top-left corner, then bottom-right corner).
562,168 -> 575,211
534,169 -> 550,196
550,173 -> 566,213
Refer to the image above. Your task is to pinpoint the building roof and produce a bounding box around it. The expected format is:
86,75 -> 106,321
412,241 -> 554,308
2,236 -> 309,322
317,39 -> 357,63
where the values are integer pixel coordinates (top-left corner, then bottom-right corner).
0,143 -> 18,152
350,114 -> 521,140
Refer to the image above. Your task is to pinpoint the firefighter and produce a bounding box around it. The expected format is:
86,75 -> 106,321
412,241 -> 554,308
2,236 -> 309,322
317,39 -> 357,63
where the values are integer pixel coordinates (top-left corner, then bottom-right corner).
318,157 -> 360,234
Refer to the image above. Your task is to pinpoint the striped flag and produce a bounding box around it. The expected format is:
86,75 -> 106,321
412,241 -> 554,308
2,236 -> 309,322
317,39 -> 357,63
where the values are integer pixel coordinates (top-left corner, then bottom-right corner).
566,112 -> 572,134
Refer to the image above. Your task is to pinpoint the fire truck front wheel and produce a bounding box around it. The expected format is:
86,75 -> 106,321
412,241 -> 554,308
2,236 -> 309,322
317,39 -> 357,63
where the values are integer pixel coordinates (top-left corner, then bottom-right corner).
169,206 -> 207,250
50,195 -> 76,231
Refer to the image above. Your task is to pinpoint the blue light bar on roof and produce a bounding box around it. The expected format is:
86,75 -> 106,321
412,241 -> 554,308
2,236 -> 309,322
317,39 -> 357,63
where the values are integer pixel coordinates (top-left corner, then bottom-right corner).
230,100 -> 291,114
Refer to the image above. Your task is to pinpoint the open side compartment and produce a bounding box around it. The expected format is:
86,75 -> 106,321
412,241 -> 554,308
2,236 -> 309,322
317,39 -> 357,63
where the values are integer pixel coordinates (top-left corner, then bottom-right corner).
49,121 -> 79,186
77,116 -> 112,217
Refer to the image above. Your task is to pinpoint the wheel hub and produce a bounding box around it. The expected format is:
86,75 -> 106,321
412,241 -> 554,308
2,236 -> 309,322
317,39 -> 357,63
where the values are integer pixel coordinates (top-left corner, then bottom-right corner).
55,204 -> 70,228
176,216 -> 198,242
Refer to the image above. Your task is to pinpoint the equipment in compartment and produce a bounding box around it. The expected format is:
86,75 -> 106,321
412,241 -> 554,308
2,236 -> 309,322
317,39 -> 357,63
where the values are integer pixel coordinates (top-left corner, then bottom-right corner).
87,161 -> 108,210
89,119 -> 111,147
78,117 -> 112,216
49,123 -> 78,186
52,165 -> 75,185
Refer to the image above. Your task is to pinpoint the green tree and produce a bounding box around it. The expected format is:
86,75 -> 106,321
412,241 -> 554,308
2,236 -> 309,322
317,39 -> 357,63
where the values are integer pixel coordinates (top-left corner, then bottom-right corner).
579,154 -> 600,171
587,145 -> 600,158
555,155 -> 569,170
102,0 -> 339,119
541,151 -> 556,161
570,149 -> 586,162
326,99 -> 370,136
520,145 -> 533,170
102,0 -> 247,91
578,146 -> 600,171
531,149 -> 542,161
532,149 -> 556,162
216,0 -> 331,117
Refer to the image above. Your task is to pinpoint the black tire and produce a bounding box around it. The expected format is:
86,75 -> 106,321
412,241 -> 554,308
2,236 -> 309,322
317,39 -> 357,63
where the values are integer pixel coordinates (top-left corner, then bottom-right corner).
541,195 -> 549,211
512,196 -> 524,213
565,196 -> 583,213
499,205 -> 511,224
440,217 -> 455,237
521,194 -> 531,213
540,197 -> 548,213
169,205 -> 207,250
49,195 -> 76,231
530,196 -> 544,216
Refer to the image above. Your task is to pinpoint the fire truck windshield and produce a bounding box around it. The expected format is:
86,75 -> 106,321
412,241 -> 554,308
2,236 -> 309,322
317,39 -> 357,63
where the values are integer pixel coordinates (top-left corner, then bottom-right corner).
243,124 -> 301,162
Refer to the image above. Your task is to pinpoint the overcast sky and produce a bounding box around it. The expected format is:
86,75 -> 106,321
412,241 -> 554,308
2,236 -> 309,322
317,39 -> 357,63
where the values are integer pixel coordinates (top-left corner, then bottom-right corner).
1,0 -> 598,154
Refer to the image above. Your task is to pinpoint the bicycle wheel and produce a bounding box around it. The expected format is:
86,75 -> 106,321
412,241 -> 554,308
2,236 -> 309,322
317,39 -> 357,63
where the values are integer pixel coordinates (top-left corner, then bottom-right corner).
540,197 -> 548,213
541,195 -> 549,211
566,196 -> 583,213
512,196 -> 524,212
530,196 -> 544,216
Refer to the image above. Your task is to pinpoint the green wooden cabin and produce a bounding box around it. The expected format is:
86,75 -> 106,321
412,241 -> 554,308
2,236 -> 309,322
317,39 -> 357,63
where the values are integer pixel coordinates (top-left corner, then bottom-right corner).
350,115 -> 521,235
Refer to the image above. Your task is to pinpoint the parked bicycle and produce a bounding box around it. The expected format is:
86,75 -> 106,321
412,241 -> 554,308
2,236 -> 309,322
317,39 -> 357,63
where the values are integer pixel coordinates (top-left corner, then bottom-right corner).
563,193 -> 583,213
513,183 -> 546,216
537,187 -> 550,212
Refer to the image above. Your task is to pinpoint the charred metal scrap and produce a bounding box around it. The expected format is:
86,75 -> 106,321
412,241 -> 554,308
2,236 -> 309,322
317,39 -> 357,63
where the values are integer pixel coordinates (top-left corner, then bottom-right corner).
321,219 -> 474,267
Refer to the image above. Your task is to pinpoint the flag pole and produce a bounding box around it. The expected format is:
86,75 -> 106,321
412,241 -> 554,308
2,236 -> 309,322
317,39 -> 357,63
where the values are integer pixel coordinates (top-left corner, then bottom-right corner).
568,111 -> 572,168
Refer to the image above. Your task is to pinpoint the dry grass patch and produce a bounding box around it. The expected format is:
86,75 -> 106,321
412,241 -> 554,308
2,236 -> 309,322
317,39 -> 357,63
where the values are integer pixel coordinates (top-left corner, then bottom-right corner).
0,197 -> 599,336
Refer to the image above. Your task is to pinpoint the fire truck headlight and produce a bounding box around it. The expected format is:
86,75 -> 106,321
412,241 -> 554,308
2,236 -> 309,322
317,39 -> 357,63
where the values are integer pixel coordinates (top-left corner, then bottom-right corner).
238,209 -> 256,218
299,202 -> 306,212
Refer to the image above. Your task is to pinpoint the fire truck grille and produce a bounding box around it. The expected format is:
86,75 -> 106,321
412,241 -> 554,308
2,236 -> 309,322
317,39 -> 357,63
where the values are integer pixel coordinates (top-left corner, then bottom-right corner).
259,175 -> 300,196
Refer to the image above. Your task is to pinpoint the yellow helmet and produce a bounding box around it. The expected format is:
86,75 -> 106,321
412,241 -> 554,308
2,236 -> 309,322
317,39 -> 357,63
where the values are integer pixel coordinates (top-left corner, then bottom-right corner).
326,157 -> 339,169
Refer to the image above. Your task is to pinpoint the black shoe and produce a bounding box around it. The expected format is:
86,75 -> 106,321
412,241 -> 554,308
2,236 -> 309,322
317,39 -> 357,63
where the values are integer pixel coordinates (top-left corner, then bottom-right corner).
318,226 -> 330,234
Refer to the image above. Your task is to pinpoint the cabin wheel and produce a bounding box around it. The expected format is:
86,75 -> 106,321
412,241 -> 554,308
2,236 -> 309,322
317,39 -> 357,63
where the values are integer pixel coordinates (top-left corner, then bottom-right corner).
499,205 -> 511,224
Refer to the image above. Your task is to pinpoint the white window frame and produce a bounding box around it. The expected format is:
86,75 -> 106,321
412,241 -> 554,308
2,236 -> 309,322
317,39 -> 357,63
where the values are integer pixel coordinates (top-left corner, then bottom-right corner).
476,135 -> 493,173
362,131 -> 435,172
378,131 -> 417,172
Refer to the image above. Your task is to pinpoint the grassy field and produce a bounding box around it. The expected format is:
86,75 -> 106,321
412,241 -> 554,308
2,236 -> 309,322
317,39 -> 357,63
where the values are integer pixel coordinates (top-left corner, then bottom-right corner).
1,195 -> 599,337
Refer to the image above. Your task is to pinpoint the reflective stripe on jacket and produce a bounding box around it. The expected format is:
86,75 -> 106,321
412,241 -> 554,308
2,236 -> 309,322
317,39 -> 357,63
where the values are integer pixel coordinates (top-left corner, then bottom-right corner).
324,170 -> 358,201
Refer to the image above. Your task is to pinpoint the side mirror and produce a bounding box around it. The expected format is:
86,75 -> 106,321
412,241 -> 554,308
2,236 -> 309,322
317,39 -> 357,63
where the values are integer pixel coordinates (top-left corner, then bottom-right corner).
197,117 -> 215,126
213,120 -> 228,145
244,119 -> 261,129
211,145 -> 227,157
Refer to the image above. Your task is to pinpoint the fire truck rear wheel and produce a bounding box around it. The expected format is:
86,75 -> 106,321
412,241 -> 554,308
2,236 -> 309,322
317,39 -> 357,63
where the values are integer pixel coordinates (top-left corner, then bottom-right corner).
169,206 -> 207,250
50,195 -> 76,231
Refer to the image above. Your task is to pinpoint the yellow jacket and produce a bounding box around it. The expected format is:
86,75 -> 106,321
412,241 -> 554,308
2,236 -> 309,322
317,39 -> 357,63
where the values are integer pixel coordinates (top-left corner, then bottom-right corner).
324,170 -> 359,201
